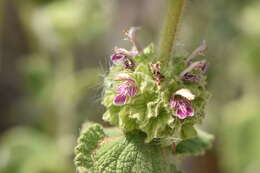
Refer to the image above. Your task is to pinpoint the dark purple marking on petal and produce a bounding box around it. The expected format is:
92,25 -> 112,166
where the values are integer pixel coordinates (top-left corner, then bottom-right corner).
176,109 -> 187,119
194,60 -> 208,71
114,77 -> 137,104
201,62 -> 209,73
170,99 -> 177,109
111,54 -> 126,63
113,93 -> 127,105
180,60 -> 208,83
123,58 -> 136,70
170,96 -> 194,119
183,73 -> 201,83
127,85 -> 137,96
186,106 -> 194,117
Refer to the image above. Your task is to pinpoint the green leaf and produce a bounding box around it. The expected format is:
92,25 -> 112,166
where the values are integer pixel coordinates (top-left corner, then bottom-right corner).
74,123 -> 179,173
180,124 -> 197,139
176,130 -> 214,155
143,43 -> 155,55
74,123 -> 107,170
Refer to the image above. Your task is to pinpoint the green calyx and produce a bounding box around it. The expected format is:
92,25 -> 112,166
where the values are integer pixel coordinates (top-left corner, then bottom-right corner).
102,45 -> 210,143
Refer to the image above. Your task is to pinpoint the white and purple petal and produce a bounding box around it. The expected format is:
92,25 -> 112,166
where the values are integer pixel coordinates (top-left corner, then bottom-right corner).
125,50 -> 139,57
115,83 -> 129,94
174,100 -> 194,119
175,89 -> 195,101
114,47 -> 138,57
170,89 -> 195,119
113,76 -> 137,105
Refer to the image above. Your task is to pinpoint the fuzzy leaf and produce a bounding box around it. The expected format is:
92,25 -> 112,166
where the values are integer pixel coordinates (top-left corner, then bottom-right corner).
74,123 -> 107,171
176,130 -> 214,155
74,123 -> 180,173
180,124 -> 197,139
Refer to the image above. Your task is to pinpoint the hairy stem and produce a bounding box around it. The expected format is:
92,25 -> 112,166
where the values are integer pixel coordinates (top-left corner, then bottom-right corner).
159,0 -> 187,68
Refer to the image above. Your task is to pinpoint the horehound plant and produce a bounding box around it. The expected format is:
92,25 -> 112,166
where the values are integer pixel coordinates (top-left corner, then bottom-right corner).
74,0 -> 213,172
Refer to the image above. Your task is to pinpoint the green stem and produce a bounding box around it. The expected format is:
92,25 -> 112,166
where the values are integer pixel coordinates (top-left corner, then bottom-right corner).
159,0 -> 187,67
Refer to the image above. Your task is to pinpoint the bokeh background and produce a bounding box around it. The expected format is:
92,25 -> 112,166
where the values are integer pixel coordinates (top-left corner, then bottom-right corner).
0,0 -> 260,173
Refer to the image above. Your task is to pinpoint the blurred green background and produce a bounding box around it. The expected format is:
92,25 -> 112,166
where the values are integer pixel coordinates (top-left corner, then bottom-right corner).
0,0 -> 260,173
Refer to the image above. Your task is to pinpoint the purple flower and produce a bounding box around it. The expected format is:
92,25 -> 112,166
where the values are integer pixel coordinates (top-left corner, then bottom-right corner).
180,60 -> 209,82
110,47 -> 138,70
182,73 -> 201,83
113,74 -> 137,105
111,48 -> 138,63
111,54 -> 126,63
110,27 -> 143,70
113,93 -> 127,105
170,89 -> 195,119
123,58 -> 136,70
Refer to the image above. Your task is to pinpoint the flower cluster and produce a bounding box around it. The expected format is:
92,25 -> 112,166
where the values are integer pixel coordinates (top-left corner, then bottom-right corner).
102,28 -> 209,142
